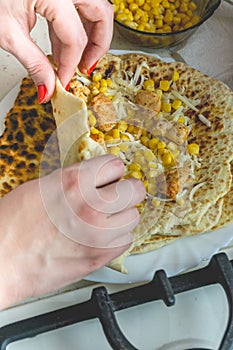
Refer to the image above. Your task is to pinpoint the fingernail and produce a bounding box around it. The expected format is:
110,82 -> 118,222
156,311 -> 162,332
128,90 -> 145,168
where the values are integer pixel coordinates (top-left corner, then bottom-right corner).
65,82 -> 70,91
37,84 -> 47,104
87,60 -> 99,75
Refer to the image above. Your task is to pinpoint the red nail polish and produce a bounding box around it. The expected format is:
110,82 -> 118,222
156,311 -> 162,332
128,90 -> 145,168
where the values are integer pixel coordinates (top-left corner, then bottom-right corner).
87,60 -> 99,75
37,84 -> 47,104
65,82 -> 70,91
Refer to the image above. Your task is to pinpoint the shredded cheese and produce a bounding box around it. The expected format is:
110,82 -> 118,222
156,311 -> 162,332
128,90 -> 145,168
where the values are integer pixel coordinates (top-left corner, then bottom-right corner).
198,114 -> 211,127
189,182 -> 208,202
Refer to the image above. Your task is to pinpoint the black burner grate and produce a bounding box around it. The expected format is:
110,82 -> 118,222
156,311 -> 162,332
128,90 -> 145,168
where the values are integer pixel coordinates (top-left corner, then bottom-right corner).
0,252 -> 233,350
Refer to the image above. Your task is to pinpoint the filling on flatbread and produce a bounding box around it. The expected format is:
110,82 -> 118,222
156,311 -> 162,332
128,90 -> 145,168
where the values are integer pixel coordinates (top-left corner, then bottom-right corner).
51,53 -> 233,272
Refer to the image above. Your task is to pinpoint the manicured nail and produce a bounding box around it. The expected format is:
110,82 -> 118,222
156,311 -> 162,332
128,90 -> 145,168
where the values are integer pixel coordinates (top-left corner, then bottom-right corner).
65,82 -> 70,91
87,60 -> 99,75
37,84 -> 47,104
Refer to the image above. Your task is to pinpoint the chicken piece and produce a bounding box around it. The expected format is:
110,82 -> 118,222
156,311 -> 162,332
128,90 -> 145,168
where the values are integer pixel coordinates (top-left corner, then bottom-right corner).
70,80 -> 90,103
92,93 -> 116,131
90,132 -> 106,151
167,121 -> 189,145
156,168 -> 190,200
135,90 -> 161,113
151,120 -> 189,145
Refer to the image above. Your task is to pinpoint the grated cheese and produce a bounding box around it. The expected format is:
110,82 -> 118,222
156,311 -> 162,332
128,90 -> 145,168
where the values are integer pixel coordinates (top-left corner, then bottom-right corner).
198,113 -> 211,127
189,182 -> 208,202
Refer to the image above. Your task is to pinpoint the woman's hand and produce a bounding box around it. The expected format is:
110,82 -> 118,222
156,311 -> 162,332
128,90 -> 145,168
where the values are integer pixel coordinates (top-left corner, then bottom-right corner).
0,155 -> 146,309
0,0 -> 114,101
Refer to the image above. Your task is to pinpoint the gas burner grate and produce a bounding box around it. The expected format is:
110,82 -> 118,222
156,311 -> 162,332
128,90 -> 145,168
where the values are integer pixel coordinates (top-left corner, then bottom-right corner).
1,252 -> 233,350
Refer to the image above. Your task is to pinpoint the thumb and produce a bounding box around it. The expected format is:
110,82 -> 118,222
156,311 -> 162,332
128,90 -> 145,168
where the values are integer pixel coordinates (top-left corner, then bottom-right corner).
7,32 -> 56,102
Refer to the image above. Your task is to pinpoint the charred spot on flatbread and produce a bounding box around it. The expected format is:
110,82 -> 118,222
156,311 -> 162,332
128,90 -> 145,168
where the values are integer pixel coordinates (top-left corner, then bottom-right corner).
0,76 -> 60,197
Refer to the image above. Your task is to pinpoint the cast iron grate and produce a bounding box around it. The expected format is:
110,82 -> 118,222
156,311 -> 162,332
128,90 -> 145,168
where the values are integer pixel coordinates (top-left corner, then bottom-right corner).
0,252 -> 233,350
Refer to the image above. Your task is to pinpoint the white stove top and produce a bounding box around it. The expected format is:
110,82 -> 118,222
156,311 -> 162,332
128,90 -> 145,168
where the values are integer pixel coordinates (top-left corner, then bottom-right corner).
0,276 -> 229,350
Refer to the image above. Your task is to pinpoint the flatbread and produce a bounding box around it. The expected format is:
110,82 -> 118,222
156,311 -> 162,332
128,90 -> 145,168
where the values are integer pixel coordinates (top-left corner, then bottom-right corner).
51,79 -> 105,167
0,77 -> 60,198
1,53 -> 233,274
51,52 -> 233,272
212,163 -> 233,230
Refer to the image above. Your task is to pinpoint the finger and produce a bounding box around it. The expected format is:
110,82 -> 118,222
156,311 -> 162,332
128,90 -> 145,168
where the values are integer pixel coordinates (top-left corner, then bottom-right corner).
2,28 -> 56,101
75,0 -> 114,73
44,1 -> 88,87
97,178 -> 146,214
76,154 -> 125,188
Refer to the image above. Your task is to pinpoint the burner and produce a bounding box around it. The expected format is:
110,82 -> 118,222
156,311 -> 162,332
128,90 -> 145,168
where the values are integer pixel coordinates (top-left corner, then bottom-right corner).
0,253 -> 233,350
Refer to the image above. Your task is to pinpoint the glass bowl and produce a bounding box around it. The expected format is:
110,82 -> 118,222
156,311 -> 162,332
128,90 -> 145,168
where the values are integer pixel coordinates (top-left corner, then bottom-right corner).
112,0 -> 221,49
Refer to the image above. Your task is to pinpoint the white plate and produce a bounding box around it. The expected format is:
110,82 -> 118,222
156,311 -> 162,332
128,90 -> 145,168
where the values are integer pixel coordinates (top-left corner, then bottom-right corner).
1,53 -> 233,285
86,226 -> 233,283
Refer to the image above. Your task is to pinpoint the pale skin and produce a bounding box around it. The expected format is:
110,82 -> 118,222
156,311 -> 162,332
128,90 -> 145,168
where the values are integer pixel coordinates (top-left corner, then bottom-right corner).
0,156 -> 146,310
0,0 -> 114,100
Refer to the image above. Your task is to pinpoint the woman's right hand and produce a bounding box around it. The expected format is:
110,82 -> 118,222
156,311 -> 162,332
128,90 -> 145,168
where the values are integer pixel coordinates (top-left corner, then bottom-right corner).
0,0 -> 114,101
0,155 -> 146,310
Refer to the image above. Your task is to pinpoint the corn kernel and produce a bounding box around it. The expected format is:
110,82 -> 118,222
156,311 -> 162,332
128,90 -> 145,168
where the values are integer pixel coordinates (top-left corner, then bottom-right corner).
162,102 -> 172,113
164,10 -> 173,24
119,2 -> 125,10
140,135 -> 150,147
172,99 -> 182,110
148,137 -> 159,150
121,134 -> 130,141
177,116 -> 185,123
159,80 -> 170,91
143,79 -> 155,91
143,179 -> 149,191
135,0 -> 145,5
180,3 -> 188,12
118,121 -> 128,132
91,127 -> 100,135
187,143 -> 200,155
144,149 -> 155,162
112,129 -> 120,139
104,135 -> 114,143
129,163 -> 141,172
162,152 -> 173,165
189,1 -> 197,10
129,3 -> 138,11
162,0 -> 170,9
99,86 -> 108,94
127,124 -> 135,133
173,15 -> 181,24
172,70 -> 179,82
88,112 -> 97,127
130,171 -> 143,180
109,146 -> 120,156
156,19 -> 163,28
157,141 -> 166,149
92,72 -> 102,82
106,78 -> 114,88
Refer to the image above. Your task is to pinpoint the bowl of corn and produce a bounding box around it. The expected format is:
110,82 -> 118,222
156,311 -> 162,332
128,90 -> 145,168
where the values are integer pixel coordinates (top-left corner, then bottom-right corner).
111,0 -> 221,49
